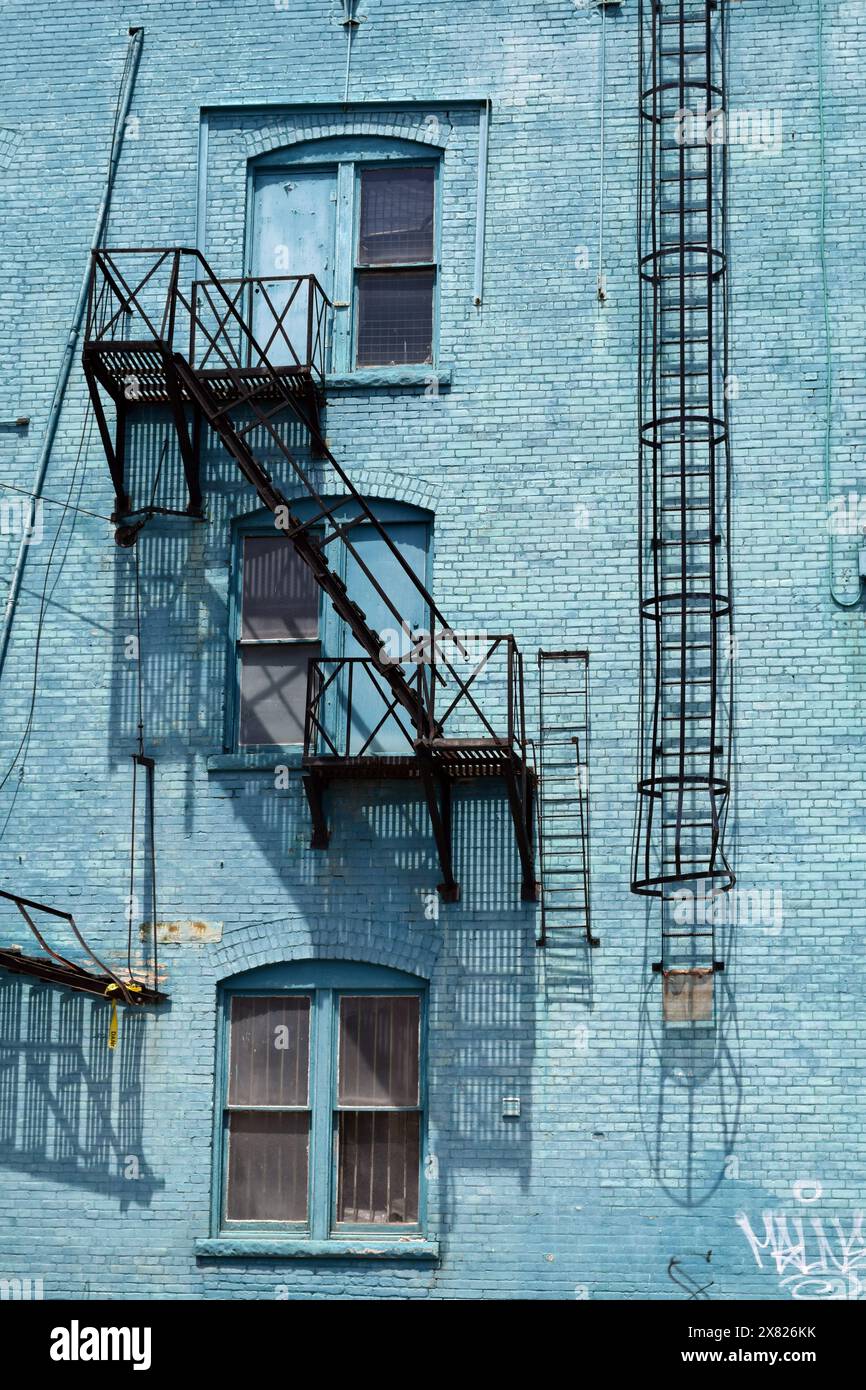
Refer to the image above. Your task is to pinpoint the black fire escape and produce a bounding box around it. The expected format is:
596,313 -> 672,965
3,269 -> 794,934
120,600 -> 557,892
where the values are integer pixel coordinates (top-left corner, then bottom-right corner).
634,1 -> 734,989
82,248 -> 538,903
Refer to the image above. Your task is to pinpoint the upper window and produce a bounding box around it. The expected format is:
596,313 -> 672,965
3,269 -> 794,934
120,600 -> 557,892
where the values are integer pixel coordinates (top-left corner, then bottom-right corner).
249,140 -> 439,372
355,166 -> 435,367
216,963 -> 426,1239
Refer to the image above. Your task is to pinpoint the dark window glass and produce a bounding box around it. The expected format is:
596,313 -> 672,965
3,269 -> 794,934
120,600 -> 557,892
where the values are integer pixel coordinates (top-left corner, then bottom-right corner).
335,995 -> 421,1226
226,1112 -> 309,1222
336,1111 -> 420,1225
225,995 -> 311,1224
229,996 -> 310,1106
242,536 -> 319,641
239,535 -> 320,746
239,643 -> 318,746
356,270 -> 434,367
359,167 -> 434,265
338,995 -> 420,1106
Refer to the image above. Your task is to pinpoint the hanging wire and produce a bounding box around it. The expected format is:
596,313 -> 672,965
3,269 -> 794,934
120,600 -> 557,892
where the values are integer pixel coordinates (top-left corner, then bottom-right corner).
0,34 -> 135,819
818,0 -> 862,608
127,744 -> 139,976
597,0 -> 608,306
632,0 -> 647,886
0,407 -> 94,812
133,544 -> 144,753
126,544 -> 158,988
0,479 -> 113,524
718,0 -> 737,881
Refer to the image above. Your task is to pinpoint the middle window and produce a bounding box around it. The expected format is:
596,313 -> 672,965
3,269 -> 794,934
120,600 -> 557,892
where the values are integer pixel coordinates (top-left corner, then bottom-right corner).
238,535 -> 321,747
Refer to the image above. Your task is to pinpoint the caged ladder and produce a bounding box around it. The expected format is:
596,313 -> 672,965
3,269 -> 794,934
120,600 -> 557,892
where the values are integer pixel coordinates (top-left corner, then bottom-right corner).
633,1 -> 735,982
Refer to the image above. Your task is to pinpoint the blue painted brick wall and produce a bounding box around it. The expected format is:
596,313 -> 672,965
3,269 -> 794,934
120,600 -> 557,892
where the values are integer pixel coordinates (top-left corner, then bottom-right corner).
0,0 -> 864,1300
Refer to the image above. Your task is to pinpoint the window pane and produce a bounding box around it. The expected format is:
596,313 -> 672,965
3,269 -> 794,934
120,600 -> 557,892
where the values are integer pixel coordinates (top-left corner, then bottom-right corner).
226,1112 -> 309,1222
359,166 -> 434,265
336,1111 -> 420,1225
239,641 -> 319,746
229,996 -> 310,1106
242,536 -> 319,641
338,995 -> 420,1106
356,270 -> 434,366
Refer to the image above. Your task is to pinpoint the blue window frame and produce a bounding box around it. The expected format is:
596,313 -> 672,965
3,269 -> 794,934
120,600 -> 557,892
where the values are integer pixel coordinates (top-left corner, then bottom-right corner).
214,961 -> 428,1242
247,136 -> 441,373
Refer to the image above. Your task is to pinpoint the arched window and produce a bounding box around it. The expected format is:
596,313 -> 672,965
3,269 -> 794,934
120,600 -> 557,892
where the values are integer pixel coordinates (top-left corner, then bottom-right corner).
213,960 -> 428,1243
248,136 -> 440,373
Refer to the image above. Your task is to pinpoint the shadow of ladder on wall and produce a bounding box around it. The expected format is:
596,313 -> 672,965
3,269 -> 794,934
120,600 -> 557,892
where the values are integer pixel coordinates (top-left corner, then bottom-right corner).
81,248 -> 540,903
536,651 -> 598,948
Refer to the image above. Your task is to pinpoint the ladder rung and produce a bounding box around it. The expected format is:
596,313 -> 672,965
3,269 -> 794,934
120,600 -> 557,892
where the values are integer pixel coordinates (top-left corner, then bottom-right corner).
661,931 -> 714,939
655,746 -> 722,758
657,271 -> 717,281
654,537 -> 716,548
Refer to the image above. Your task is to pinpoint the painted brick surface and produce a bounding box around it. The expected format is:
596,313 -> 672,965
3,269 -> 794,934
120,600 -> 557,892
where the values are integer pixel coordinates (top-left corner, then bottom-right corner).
0,0 -> 864,1300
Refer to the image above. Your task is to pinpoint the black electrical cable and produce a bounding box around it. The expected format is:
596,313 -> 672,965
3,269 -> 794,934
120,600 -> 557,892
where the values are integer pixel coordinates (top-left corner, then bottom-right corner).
127,747 -> 138,975
0,479 -> 113,524
0,407 -> 94,811
126,541 -> 158,988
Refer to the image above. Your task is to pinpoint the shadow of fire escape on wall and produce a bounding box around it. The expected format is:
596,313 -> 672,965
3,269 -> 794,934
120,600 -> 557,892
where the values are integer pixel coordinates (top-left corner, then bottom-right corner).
0,973 -> 165,1206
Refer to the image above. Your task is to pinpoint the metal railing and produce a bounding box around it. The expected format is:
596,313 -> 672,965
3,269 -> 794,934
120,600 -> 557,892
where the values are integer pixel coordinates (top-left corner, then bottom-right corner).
85,247 -> 332,385
303,635 -> 529,763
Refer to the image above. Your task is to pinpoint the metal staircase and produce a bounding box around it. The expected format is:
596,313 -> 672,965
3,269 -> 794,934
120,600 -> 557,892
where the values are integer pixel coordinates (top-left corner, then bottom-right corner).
634,1 -> 734,980
82,247 -> 538,902
536,651 -> 597,948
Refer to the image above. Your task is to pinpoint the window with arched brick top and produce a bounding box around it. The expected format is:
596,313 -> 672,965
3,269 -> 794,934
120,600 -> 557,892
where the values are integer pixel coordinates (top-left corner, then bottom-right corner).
214,960 -> 427,1241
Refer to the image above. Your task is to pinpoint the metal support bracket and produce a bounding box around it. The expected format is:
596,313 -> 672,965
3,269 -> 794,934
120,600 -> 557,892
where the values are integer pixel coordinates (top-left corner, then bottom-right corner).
302,772 -> 330,848
504,764 -> 540,902
419,761 -> 460,902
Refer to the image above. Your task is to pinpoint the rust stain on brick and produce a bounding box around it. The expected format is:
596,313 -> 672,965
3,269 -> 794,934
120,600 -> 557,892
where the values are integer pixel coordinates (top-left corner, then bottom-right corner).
141,920 -> 223,946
